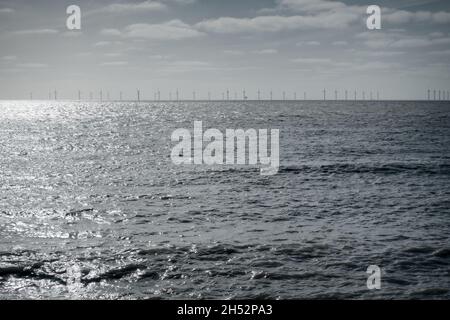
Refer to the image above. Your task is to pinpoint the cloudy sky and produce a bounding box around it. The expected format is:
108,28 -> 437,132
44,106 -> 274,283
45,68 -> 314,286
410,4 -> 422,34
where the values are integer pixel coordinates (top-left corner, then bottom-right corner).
0,0 -> 449,100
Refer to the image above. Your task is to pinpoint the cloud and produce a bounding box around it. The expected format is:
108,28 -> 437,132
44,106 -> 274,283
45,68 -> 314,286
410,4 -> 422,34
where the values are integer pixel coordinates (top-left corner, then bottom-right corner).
357,31 -> 450,49
429,32 -> 445,38
296,41 -> 320,46
196,13 -> 359,34
62,31 -> 83,37
366,35 -> 450,48
17,63 -> 47,68
123,20 -> 204,40
292,57 -> 332,64
94,41 -> 112,47
0,8 -> 14,13
332,41 -> 348,46
224,50 -> 245,55
429,49 -> 450,55
276,0 -> 450,26
100,28 -> 122,36
254,49 -> 278,54
104,53 -> 123,57
169,60 -> 210,67
102,1 -> 167,13
384,10 -> 450,24
1,55 -> 17,61
277,0 -> 348,13
162,0 -> 197,4
100,61 -> 129,66
13,29 -> 59,35
391,38 -> 448,48
94,41 -> 123,47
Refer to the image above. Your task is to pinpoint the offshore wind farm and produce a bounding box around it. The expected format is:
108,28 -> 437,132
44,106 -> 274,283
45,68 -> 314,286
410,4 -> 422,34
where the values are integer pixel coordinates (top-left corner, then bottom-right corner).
21,88 -> 450,102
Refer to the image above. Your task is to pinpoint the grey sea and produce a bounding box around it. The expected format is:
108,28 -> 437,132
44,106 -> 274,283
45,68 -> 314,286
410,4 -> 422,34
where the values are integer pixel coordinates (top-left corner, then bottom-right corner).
0,100 -> 449,299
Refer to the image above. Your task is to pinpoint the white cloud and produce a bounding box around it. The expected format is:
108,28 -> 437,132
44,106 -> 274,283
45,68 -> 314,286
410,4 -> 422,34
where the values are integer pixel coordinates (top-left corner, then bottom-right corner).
169,60 -> 210,67
254,49 -> 278,54
296,41 -> 320,46
429,32 -> 444,38
1,55 -> 17,61
13,29 -> 59,35
102,1 -> 166,13
196,13 -> 358,34
94,41 -> 112,47
100,29 -> 123,36
104,53 -> 123,57
357,31 -> 450,49
332,41 -> 348,46
100,61 -> 129,66
123,20 -> 204,40
292,57 -> 332,64
0,8 -> 14,13
277,0 -> 348,13
429,49 -> 450,55
224,50 -> 245,55
367,36 -> 450,48
94,41 -> 123,47
162,0 -> 197,4
385,10 -> 450,24
17,63 -> 47,68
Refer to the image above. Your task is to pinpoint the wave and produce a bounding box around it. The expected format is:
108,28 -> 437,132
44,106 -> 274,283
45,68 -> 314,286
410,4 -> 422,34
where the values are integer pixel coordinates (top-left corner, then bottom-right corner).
279,163 -> 450,175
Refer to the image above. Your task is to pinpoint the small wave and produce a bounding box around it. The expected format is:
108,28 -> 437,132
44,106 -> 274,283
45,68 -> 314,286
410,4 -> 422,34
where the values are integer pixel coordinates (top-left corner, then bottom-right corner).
279,163 -> 450,175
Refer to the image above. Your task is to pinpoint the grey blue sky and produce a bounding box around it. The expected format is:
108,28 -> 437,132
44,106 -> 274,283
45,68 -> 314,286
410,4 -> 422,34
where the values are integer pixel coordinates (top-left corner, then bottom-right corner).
0,0 -> 449,100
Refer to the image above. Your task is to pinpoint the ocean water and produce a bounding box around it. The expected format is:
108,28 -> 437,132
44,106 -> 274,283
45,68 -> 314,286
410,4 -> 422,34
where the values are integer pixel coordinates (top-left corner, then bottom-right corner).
0,100 -> 449,299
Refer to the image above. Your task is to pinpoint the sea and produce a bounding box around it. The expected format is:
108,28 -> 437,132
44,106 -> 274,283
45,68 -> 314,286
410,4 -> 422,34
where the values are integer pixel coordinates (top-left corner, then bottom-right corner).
0,100 -> 449,299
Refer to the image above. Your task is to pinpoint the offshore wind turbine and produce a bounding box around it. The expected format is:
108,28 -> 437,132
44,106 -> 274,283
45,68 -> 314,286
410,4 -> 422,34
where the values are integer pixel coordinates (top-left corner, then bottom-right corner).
334,89 -> 338,101
345,90 -> 348,101
323,89 -> 326,100
137,89 -> 140,102
428,89 -> 430,101
434,89 -> 436,100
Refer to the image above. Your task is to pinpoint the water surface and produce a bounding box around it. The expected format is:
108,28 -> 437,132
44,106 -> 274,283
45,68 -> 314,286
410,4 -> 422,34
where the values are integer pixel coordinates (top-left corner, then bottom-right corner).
0,100 -> 449,299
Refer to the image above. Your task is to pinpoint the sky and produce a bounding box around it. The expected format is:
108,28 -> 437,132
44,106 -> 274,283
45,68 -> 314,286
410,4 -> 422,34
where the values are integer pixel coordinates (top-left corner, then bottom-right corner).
0,0 -> 449,100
